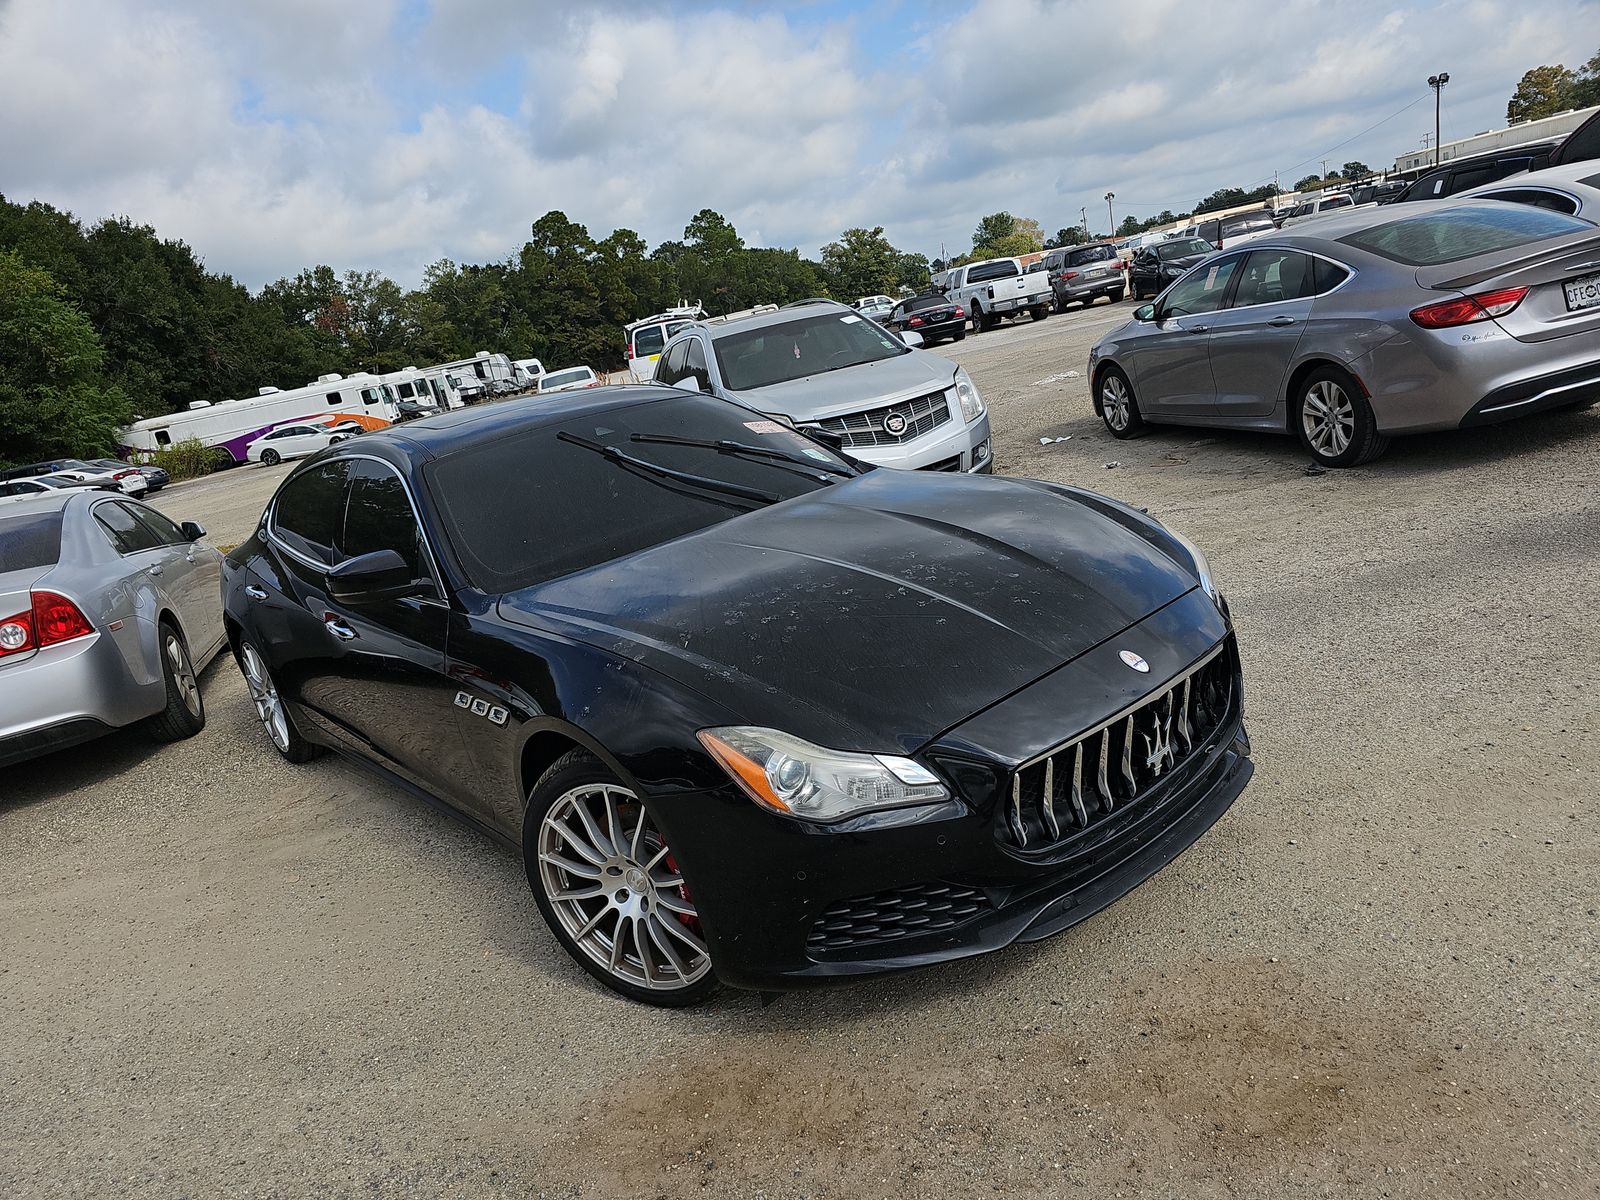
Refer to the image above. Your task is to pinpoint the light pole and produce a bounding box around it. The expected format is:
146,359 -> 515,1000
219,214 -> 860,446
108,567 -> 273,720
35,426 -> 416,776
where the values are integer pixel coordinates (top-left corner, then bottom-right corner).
1104,192 -> 1115,235
1428,72 -> 1450,166
1080,207 -> 1088,236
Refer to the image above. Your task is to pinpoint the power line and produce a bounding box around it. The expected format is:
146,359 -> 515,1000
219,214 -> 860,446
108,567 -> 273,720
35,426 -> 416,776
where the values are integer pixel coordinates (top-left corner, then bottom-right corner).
1262,91 -> 1430,185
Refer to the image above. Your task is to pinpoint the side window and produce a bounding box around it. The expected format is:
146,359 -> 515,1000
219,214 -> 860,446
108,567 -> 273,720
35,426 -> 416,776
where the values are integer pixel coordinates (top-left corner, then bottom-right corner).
1230,251 -> 1318,308
94,501 -> 164,555
154,430 -> 172,446
128,503 -> 188,546
656,340 -> 689,384
684,338 -> 709,390
633,325 -> 666,359
271,461 -> 352,566
326,391 -> 343,407
1312,258 -> 1352,293
474,362 -> 487,379
1161,256 -> 1241,317
340,460 -> 429,582
1322,196 -> 1352,211
1479,187 -> 1577,214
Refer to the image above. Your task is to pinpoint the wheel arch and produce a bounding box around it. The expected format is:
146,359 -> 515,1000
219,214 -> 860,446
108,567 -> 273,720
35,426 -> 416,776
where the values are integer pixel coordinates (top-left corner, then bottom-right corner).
1090,357 -> 1127,416
515,720 -> 638,840
1283,357 -> 1364,434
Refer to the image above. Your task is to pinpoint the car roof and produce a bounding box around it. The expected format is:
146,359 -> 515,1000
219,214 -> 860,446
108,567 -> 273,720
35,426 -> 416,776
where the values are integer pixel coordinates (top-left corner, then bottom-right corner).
692,298 -> 855,337
358,387 -> 681,462
0,489 -> 79,517
1461,159 -> 1600,191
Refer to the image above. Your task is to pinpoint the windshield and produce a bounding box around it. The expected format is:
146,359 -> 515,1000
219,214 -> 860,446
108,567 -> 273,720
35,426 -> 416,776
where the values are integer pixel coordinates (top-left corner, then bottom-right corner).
0,510 -> 65,571
1068,245 -> 1114,265
1339,202 -> 1593,265
1159,238 -> 1215,260
1223,215 -> 1275,234
903,294 -> 950,312
713,311 -> 908,392
426,395 -> 852,592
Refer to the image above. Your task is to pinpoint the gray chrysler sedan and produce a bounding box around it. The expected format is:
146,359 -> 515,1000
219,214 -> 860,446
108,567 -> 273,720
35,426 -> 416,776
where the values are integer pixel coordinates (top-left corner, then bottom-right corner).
654,300 -> 993,474
1088,200 -> 1600,466
0,490 -> 226,766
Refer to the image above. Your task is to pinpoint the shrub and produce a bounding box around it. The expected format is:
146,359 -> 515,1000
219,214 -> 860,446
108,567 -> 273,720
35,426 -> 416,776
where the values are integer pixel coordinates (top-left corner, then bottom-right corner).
147,437 -> 218,481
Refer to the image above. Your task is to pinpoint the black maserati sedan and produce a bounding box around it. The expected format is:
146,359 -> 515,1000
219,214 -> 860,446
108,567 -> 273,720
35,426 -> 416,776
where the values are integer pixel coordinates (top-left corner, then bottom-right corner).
221,388 -> 1252,1005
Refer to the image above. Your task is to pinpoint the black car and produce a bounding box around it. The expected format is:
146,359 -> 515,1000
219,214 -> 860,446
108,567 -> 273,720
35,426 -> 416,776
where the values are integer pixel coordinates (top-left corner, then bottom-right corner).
882,293 -> 968,344
221,389 -> 1252,1005
1129,237 -> 1216,301
1394,140 -> 1560,204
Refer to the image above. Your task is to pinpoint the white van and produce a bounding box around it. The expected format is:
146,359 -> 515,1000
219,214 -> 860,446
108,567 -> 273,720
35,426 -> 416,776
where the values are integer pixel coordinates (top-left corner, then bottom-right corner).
624,305 -> 707,382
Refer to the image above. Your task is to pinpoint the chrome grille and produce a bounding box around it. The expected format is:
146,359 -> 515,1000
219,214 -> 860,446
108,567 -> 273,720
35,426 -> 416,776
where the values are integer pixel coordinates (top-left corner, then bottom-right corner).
1002,643 -> 1237,852
806,882 -> 991,955
816,389 -> 952,448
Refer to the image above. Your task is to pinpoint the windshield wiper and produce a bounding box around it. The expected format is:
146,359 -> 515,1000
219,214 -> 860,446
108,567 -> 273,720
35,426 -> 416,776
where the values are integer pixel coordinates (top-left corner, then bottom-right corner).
629,433 -> 853,483
556,431 -> 780,505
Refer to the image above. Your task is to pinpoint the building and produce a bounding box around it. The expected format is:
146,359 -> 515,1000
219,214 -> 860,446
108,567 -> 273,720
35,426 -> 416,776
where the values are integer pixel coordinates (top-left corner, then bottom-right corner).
1392,105 -> 1600,175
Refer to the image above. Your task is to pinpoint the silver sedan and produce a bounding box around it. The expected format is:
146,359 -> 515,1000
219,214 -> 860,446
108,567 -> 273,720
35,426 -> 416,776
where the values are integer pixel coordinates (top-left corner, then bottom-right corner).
0,489 -> 226,766
1087,199 -> 1600,466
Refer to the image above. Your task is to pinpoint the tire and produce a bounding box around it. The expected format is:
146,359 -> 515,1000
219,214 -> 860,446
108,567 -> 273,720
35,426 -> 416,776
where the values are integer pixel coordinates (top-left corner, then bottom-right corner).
1110,288 -> 1125,303
952,328 -> 967,342
237,639 -> 324,762
969,303 -> 984,333
146,622 -> 206,743
1053,295 -> 1068,314
1030,305 -> 1049,321
260,449 -> 281,467
1293,366 -> 1388,467
525,751 -> 719,1007
1097,365 -> 1146,439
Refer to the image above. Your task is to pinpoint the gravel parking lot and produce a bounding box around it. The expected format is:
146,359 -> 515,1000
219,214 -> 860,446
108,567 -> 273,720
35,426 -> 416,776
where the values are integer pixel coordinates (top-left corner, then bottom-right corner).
5,299 -> 1597,1198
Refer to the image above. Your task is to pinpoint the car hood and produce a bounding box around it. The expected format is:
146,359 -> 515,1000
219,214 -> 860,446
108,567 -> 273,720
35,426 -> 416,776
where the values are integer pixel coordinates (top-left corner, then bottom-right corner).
723,351 -> 955,422
496,470 -> 1198,754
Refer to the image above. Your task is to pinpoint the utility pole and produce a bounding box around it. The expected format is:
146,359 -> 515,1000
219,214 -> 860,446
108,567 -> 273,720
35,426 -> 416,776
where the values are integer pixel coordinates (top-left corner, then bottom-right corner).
1428,72 -> 1450,166
1080,207 -> 1087,235
1104,192 -> 1115,235
1320,159 -> 1330,182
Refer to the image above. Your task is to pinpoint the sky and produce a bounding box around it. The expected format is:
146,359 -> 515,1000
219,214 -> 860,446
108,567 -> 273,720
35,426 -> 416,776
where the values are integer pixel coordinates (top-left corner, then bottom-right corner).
2,0 -> 1598,289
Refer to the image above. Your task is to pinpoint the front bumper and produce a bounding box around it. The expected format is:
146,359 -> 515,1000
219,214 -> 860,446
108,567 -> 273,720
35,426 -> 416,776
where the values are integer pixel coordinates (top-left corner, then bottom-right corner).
849,412 -> 993,473
655,590 -> 1249,991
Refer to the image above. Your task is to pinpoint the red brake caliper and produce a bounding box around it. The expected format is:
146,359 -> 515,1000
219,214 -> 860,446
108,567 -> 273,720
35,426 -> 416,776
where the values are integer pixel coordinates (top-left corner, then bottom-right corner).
664,852 -> 699,929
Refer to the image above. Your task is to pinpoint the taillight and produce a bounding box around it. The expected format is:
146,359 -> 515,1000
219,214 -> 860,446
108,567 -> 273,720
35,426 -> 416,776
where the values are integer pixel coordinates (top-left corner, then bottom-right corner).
0,592 -> 93,657
909,316 -> 923,326
1410,286 -> 1529,329
1063,271 -> 1079,280
625,346 -> 634,359
114,470 -> 136,479
953,306 -> 965,317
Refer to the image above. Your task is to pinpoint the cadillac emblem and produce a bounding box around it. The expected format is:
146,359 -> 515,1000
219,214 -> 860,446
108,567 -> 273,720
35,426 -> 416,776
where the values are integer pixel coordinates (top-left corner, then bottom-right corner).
882,412 -> 909,436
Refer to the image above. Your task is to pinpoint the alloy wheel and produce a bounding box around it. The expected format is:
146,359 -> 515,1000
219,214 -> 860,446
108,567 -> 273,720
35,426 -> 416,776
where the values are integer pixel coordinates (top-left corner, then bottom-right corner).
1302,379 -> 1355,458
240,642 -> 291,751
1102,374 -> 1132,431
537,783 -> 711,993
165,633 -> 200,718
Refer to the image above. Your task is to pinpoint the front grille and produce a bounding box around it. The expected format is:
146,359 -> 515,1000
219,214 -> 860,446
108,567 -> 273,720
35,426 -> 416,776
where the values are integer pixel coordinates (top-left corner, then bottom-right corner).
1002,642 -> 1238,852
816,389 -> 952,448
807,881 -> 992,955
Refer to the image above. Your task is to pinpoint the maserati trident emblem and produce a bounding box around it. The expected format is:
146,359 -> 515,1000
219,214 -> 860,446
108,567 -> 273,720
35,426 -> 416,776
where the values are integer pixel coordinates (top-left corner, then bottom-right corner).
1141,709 -> 1176,776
882,412 -> 909,436
1119,649 -> 1150,673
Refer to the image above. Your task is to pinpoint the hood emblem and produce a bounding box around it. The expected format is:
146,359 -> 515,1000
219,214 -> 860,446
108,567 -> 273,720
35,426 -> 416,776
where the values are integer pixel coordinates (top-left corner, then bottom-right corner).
882,412 -> 908,436
1119,650 -> 1151,673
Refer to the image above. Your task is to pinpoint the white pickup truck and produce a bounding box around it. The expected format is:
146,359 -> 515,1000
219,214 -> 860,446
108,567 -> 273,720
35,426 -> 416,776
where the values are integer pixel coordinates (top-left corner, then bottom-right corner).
942,257 -> 1052,332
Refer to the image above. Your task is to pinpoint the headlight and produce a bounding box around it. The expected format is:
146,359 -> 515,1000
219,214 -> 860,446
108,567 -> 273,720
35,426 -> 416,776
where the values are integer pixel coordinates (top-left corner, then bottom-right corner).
953,368 -> 985,423
698,727 -> 948,822
1168,527 -> 1219,600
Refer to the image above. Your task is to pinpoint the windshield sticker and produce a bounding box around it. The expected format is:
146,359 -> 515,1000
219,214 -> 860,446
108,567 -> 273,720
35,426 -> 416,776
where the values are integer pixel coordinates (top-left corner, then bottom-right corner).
800,447 -> 832,461
839,314 -> 862,323
744,419 -> 787,434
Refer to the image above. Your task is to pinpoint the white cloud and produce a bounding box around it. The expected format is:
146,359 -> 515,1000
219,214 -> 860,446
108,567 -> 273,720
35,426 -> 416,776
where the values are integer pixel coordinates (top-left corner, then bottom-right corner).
0,0 -> 1593,288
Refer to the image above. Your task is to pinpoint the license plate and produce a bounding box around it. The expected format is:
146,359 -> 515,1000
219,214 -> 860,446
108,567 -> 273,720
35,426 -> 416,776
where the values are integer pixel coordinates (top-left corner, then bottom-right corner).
1563,271 -> 1600,311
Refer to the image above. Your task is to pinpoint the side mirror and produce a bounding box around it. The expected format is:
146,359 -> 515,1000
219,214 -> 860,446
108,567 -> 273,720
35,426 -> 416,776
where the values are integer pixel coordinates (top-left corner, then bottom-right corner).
180,520 -> 206,542
328,549 -> 424,605
900,330 -> 924,349
1133,304 -> 1158,323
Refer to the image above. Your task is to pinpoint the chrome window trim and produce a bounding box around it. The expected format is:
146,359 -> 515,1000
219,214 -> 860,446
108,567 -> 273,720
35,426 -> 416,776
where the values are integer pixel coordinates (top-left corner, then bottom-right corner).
1216,247 -> 1360,312
265,453 -> 449,609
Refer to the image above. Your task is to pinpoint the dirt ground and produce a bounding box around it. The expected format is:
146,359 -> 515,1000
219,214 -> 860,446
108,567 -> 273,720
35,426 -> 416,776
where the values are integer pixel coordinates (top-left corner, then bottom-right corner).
4,299 -> 1597,1198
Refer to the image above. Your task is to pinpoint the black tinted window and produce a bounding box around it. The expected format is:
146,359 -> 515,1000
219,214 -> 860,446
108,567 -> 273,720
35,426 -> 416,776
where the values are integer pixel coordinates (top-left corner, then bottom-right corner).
1313,258 -> 1351,292
1341,202 -> 1592,265
712,312 -> 906,392
1068,245 -> 1113,265
272,461 -> 352,565
684,338 -> 708,388
341,460 -> 426,579
1162,256 -> 1241,317
904,294 -> 948,311
0,511 -> 64,570
95,501 -> 163,554
1231,251 -> 1318,307
1479,188 -> 1580,215
426,396 -> 851,592
966,259 -> 1020,283
128,503 -> 187,546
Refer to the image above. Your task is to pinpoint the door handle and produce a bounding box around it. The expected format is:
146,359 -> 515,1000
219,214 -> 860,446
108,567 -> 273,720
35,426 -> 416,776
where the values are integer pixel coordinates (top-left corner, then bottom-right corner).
1186,324 -> 1209,333
148,564 -> 163,577
323,614 -> 358,641
244,585 -> 268,601
1268,315 -> 1298,327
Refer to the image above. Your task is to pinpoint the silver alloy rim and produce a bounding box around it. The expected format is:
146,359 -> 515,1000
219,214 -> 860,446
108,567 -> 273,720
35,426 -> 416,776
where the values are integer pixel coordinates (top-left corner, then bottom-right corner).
240,643 -> 290,751
537,783 -> 711,992
1103,375 -> 1132,431
1302,380 -> 1355,458
166,634 -> 200,717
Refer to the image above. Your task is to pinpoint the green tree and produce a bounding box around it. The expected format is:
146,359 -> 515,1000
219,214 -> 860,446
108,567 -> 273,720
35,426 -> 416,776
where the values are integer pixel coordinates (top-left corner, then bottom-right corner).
1044,227 -> 1085,248
986,232 -> 1042,258
1341,161 -> 1372,180
1011,217 -> 1045,251
895,251 -> 930,291
820,226 -> 900,299
1570,47 -> 1600,108
1116,215 -> 1142,238
1507,64 -> 1576,123
1295,174 -> 1323,191
0,252 -> 128,466
972,211 -> 1017,255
